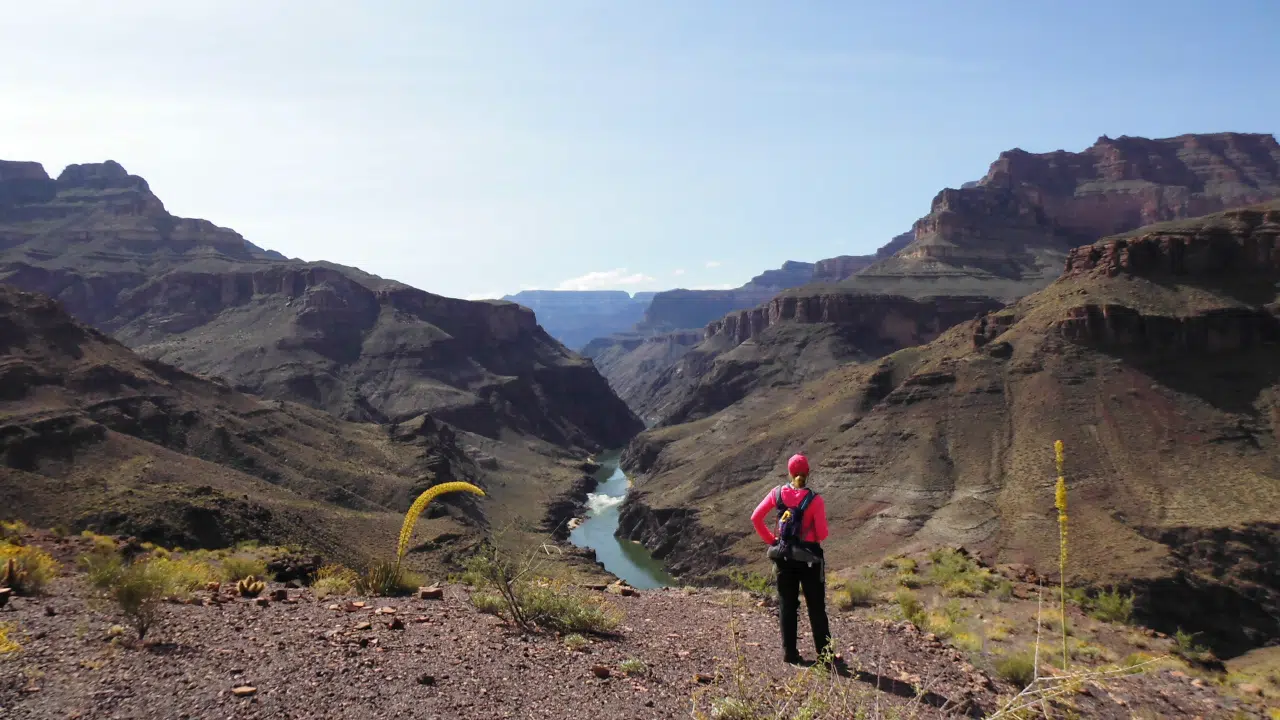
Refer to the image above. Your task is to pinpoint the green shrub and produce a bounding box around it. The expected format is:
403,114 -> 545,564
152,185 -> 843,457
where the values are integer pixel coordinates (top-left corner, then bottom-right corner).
1087,586 -> 1134,624
1173,628 -> 1213,664
111,559 -> 176,640
356,560 -> 420,597
79,549 -> 125,590
833,580 -> 877,610
473,579 -> 621,634
0,520 -> 26,544
619,657 -> 648,676
725,568 -> 771,596
993,578 -> 1014,601
0,542 -> 61,595
564,633 -> 588,651
0,622 -> 20,654
219,555 -> 268,583
149,557 -> 218,599
1063,586 -> 1090,607
894,589 -> 926,628
313,564 -> 359,599
928,549 -> 999,597
995,653 -> 1036,689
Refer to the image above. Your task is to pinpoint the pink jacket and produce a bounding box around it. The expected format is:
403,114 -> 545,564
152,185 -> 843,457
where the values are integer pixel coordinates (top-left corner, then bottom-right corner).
751,485 -> 828,545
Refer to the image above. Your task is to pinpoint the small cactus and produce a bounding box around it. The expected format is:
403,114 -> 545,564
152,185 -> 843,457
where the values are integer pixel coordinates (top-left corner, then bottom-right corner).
236,575 -> 266,598
1,558 -> 28,595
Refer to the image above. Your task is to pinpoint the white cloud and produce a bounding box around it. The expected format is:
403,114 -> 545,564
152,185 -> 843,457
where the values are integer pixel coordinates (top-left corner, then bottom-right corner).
465,290 -> 505,301
556,268 -> 656,291
705,260 -> 721,268
672,268 -> 686,276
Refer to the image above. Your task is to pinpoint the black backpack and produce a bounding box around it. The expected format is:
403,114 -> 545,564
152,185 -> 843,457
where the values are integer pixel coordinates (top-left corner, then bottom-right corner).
767,486 -> 817,562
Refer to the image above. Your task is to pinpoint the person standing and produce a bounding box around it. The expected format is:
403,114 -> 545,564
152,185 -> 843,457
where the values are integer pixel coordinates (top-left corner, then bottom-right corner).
750,453 -> 833,665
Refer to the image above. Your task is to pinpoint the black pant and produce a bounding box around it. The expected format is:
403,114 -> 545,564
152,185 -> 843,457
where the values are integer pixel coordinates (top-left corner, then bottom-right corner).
775,547 -> 831,659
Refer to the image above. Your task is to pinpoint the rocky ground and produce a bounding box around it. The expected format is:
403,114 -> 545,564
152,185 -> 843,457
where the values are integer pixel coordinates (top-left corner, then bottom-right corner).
2,569 -> 1273,719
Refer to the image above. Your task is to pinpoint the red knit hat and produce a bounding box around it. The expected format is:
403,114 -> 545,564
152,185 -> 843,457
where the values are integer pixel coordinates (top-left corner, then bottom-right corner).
787,454 -> 810,478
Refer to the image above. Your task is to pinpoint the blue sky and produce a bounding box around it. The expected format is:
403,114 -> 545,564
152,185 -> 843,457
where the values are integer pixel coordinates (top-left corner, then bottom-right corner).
2,1 -> 1277,300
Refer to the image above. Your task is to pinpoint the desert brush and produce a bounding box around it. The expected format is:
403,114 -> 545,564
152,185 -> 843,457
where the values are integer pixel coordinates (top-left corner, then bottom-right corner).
0,622 -> 19,654
0,544 -> 60,596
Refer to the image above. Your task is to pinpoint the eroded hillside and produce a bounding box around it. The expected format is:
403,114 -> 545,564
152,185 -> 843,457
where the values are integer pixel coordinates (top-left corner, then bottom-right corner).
620,202 -> 1280,657
0,160 -> 641,451
0,285 -> 593,572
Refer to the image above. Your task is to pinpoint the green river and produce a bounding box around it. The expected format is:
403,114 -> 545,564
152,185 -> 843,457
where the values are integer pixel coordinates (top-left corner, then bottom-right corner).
567,451 -> 676,590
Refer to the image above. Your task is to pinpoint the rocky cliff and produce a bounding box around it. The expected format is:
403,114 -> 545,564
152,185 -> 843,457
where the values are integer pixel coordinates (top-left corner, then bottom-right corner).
614,290 -> 999,428
704,291 -> 1000,348
0,160 -> 642,451
843,132 -> 1280,301
580,330 -> 704,424
811,231 -> 913,282
618,203 -> 1280,657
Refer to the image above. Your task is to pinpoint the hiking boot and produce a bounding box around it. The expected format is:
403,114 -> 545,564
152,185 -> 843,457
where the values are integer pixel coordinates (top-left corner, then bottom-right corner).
783,651 -> 804,665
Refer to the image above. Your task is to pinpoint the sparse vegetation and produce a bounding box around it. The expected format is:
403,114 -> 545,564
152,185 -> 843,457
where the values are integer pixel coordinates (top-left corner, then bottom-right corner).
691,595 -> 881,719
149,557 -> 218,600
994,652 -> 1036,689
313,564 -> 359,599
356,560 -> 420,597
107,558 -> 177,641
832,579 -> 877,610
894,588 -> 927,628
465,542 -> 622,634
987,617 -> 1013,642
563,633 -> 589,651
725,568 -> 771,596
1087,586 -> 1135,624
1173,628 -> 1214,664
0,542 -> 61,596
927,548 -> 1001,598
619,657 -> 648,676
218,555 -> 268,584
0,622 -> 20,654
0,519 -> 27,544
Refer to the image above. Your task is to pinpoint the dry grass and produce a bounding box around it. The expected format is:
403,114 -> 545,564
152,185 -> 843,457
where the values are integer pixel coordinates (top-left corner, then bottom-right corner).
833,579 -> 878,610
313,564 -> 359,599
0,622 -> 21,654
0,541 -> 61,595
217,554 -> 268,583
464,539 -> 623,635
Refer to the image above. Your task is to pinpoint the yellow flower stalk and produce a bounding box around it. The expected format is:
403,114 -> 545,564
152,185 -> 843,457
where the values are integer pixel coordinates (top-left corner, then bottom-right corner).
1053,440 -> 1068,671
395,481 -> 486,564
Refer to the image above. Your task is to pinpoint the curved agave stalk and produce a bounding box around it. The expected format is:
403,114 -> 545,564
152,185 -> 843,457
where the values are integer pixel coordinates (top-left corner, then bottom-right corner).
395,481 -> 486,563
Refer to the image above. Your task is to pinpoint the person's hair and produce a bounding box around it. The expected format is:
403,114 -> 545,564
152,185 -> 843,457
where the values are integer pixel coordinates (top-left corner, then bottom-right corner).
791,474 -> 807,488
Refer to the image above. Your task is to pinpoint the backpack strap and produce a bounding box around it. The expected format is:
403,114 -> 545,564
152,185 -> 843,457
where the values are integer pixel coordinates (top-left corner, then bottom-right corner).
773,486 -> 785,510
797,489 -> 817,512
